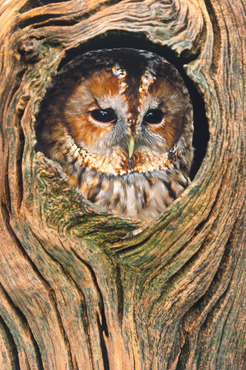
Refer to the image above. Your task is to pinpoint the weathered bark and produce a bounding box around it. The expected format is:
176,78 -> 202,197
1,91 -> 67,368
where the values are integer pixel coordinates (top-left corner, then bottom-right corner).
0,0 -> 245,369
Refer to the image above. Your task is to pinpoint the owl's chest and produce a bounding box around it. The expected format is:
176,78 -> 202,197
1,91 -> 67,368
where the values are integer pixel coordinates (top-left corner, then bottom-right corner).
78,169 -> 188,223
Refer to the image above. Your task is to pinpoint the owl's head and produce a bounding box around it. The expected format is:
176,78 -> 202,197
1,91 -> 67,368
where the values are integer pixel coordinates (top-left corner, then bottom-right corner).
37,48 -> 193,179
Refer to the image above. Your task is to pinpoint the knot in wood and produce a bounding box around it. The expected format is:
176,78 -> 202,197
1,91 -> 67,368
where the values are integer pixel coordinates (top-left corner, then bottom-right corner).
18,37 -> 41,63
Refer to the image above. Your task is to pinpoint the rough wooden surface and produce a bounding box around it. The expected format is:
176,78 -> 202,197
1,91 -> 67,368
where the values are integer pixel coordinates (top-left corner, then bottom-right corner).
0,0 -> 245,369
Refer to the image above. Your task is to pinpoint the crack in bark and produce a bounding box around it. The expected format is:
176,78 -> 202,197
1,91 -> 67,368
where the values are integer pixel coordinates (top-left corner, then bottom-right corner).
71,248 -> 109,336
96,313 -> 110,370
71,248 -> 111,367
0,313 -> 21,370
204,0 -> 222,74
0,283 -> 44,370
30,231 -> 91,369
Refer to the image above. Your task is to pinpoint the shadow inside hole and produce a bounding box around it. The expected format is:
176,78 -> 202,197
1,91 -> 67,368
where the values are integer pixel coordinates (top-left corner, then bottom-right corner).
56,31 -> 210,180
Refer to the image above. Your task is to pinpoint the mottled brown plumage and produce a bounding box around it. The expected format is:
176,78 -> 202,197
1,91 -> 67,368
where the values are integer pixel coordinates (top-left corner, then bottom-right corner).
36,49 -> 193,223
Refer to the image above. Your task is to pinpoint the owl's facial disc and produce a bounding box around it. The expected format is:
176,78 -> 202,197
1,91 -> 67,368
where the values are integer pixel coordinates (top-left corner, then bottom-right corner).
39,49 -> 192,176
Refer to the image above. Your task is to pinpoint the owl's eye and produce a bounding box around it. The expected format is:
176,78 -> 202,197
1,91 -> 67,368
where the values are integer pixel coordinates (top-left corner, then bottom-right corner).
143,109 -> 164,125
89,108 -> 117,124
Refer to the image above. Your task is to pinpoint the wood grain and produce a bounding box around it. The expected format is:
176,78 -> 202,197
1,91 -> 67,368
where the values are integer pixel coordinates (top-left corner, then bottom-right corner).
0,0 -> 245,368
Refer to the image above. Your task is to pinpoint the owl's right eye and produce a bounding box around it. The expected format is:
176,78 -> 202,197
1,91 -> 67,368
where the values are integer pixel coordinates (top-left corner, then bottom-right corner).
89,109 -> 117,124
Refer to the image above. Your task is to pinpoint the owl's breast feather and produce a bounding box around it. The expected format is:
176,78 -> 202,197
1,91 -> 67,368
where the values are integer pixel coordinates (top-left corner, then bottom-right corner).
77,167 -> 189,223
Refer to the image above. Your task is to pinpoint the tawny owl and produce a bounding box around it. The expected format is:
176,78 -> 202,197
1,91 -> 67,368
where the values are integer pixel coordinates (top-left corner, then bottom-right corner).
36,48 -> 193,223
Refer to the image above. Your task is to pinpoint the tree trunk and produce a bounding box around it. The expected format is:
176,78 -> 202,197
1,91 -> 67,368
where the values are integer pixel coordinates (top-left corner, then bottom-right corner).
0,0 -> 245,369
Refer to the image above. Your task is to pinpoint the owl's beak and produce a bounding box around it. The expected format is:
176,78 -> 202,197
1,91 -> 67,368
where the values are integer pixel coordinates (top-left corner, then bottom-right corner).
128,135 -> 135,158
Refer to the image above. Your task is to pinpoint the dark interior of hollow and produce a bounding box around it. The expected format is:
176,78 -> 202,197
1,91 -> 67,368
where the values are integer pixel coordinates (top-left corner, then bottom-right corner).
55,31 -> 209,181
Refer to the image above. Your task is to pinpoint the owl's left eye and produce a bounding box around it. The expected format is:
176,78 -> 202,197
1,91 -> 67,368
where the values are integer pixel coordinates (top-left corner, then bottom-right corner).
143,109 -> 164,125
89,109 -> 117,124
